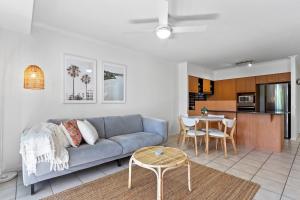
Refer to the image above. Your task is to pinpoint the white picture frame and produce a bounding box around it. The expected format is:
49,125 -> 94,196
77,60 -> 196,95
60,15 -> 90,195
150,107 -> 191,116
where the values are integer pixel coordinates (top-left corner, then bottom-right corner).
102,61 -> 126,104
63,54 -> 97,104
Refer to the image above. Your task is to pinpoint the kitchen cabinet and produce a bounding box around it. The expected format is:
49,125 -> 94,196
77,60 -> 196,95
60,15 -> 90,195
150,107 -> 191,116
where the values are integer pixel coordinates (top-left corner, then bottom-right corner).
188,76 -> 198,93
255,75 -> 268,84
236,77 -> 256,93
256,72 -> 291,84
237,113 -> 284,152
208,79 -> 236,100
277,72 -> 291,83
189,76 -> 214,94
203,79 -> 211,93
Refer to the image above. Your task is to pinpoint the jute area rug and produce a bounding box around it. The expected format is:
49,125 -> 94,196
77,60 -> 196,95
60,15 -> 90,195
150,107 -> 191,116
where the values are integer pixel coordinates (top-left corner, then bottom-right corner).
44,162 -> 259,200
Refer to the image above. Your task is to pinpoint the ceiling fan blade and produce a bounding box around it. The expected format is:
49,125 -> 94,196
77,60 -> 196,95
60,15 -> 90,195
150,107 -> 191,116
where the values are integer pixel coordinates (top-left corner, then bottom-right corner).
169,13 -> 219,22
129,18 -> 158,24
172,26 -> 207,33
158,0 -> 169,25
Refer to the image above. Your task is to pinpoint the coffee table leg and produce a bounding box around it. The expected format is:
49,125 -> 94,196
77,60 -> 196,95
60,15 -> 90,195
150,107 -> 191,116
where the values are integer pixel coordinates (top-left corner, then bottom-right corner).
157,167 -> 162,200
128,157 -> 133,189
188,161 -> 191,191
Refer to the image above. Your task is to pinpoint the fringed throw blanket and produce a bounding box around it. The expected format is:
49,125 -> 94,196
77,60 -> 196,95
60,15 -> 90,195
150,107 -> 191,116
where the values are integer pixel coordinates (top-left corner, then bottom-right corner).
20,123 -> 69,177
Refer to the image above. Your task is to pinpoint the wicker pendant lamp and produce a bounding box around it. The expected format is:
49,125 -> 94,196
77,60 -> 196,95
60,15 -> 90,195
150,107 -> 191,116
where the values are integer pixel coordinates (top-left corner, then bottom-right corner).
24,65 -> 45,89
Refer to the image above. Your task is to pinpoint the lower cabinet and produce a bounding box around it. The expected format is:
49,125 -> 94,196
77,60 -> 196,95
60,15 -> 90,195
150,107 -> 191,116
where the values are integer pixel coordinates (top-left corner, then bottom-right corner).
237,113 -> 284,152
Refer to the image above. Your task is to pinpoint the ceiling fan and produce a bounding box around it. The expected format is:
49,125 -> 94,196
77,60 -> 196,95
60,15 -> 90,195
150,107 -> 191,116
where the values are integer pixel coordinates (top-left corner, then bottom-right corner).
129,0 -> 219,39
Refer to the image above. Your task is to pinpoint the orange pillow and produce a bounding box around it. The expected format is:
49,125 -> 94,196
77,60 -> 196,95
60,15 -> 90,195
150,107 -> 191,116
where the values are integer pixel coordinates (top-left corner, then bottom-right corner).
62,120 -> 82,147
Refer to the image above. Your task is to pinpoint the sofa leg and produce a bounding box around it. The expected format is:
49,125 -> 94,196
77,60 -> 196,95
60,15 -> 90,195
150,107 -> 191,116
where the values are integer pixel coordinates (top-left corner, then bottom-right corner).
117,159 -> 122,167
31,184 -> 34,195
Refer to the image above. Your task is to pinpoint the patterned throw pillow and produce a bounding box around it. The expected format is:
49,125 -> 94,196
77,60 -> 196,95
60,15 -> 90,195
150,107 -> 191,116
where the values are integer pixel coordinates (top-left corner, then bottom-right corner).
62,120 -> 82,147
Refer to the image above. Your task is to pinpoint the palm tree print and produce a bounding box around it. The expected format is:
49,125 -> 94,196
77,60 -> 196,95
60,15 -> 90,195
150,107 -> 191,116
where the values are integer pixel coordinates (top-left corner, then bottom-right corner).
67,65 -> 81,99
81,74 -> 91,99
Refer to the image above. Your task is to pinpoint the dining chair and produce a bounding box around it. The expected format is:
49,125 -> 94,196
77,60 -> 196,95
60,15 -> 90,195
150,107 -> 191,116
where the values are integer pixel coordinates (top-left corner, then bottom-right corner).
207,114 -> 224,130
180,117 -> 206,156
177,115 -> 189,145
208,118 -> 237,158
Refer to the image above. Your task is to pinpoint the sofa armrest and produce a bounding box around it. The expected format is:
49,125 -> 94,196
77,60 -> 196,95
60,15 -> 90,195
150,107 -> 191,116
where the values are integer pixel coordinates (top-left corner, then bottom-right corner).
142,117 -> 168,143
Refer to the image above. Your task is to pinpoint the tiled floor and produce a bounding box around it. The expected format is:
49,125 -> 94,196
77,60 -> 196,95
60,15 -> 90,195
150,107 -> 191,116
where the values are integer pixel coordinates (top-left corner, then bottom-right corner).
1,135 -> 299,200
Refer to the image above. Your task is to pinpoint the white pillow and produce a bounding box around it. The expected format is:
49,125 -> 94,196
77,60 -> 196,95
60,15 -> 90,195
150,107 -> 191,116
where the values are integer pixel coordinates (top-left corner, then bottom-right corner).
77,120 -> 99,145
58,124 -> 71,147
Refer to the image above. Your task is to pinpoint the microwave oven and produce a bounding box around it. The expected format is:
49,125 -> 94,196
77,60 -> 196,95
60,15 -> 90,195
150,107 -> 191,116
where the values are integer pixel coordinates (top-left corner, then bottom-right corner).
238,95 -> 255,103
237,94 -> 256,110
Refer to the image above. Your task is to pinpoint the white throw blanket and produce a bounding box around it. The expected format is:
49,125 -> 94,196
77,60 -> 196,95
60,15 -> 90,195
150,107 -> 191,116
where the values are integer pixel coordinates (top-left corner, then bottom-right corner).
20,123 -> 69,176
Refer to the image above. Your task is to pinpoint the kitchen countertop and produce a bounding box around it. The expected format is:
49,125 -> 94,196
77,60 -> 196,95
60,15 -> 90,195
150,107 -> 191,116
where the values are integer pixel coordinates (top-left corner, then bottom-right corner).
207,110 -> 287,115
236,111 -> 287,115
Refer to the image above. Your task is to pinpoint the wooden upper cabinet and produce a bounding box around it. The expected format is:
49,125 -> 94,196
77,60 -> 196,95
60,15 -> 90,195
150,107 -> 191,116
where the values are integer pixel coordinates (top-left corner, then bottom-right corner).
255,75 -> 268,84
203,79 -> 211,93
188,76 -> 198,93
208,79 -> 236,100
236,77 -> 256,93
256,72 -> 291,84
277,72 -> 291,83
267,74 -> 278,83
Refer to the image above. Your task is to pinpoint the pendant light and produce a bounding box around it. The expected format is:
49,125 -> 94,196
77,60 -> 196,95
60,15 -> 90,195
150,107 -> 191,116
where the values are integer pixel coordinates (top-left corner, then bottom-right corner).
24,65 -> 45,89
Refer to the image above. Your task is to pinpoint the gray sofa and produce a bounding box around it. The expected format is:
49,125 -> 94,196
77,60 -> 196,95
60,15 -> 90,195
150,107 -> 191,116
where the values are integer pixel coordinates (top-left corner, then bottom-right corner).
22,114 -> 168,194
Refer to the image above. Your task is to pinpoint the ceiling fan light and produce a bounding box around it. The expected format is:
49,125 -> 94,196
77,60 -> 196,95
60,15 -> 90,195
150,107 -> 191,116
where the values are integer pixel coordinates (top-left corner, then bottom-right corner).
156,26 -> 171,39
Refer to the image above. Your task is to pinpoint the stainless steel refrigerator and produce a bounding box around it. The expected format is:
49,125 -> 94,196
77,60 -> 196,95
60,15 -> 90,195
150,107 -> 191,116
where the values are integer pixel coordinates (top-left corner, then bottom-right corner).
258,83 -> 291,139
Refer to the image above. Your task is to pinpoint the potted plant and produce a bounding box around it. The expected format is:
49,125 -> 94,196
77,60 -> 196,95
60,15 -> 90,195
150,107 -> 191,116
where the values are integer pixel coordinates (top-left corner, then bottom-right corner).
201,106 -> 208,116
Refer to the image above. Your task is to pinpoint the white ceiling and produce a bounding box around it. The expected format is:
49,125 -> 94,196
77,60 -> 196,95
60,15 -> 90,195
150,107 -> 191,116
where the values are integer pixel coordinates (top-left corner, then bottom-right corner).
0,0 -> 34,34
32,0 -> 300,69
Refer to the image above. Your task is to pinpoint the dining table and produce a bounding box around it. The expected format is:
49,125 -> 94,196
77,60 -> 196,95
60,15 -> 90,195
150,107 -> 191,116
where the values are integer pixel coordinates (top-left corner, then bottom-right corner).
189,115 -> 224,154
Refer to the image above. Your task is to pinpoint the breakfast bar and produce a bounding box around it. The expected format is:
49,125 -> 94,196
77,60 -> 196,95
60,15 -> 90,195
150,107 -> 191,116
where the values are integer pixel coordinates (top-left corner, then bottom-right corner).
236,112 -> 284,152
189,100 -> 285,152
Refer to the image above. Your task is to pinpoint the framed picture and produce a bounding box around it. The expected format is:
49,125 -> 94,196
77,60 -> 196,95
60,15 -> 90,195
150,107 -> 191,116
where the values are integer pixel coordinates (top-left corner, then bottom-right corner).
63,54 -> 97,103
102,62 -> 126,103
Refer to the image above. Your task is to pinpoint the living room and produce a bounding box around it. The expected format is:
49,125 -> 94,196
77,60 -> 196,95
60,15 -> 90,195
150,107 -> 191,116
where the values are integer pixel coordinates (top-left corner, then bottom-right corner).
0,0 -> 300,200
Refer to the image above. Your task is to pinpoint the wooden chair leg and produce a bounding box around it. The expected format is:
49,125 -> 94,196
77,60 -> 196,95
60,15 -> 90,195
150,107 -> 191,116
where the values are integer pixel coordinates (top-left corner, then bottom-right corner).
231,137 -> 237,154
194,136 -> 198,156
215,138 -> 218,150
220,139 -> 224,150
181,134 -> 186,148
223,137 -> 227,158
199,137 -> 203,147
177,132 -> 182,145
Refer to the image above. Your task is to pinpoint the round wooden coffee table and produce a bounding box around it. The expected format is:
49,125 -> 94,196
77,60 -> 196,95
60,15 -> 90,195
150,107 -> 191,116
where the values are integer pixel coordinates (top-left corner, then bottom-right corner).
128,146 -> 191,200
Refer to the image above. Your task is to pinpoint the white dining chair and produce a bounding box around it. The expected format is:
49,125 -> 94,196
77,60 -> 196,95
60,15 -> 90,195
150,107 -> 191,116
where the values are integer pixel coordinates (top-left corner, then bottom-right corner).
208,118 -> 237,158
177,114 -> 189,145
180,117 -> 206,156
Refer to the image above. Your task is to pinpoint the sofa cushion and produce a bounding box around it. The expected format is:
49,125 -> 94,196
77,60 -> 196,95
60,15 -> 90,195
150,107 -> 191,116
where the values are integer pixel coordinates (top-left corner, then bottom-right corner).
68,139 -> 122,167
109,132 -> 163,154
47,117 -> 106,138
62,120 -> 83,147
104,114 -> 144,138
85,117 -> 105,138
77,120 -> 99,145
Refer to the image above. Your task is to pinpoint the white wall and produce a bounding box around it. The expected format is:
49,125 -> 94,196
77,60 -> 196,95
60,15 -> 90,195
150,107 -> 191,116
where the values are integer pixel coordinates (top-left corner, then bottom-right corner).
295,56 -> 300,137
213,59 -> 291,80
187,63 -> 214,80
0,27 -> 178,171
290,56 -> 298,140
298,63 -> 300,137
177,62 -> 188,116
